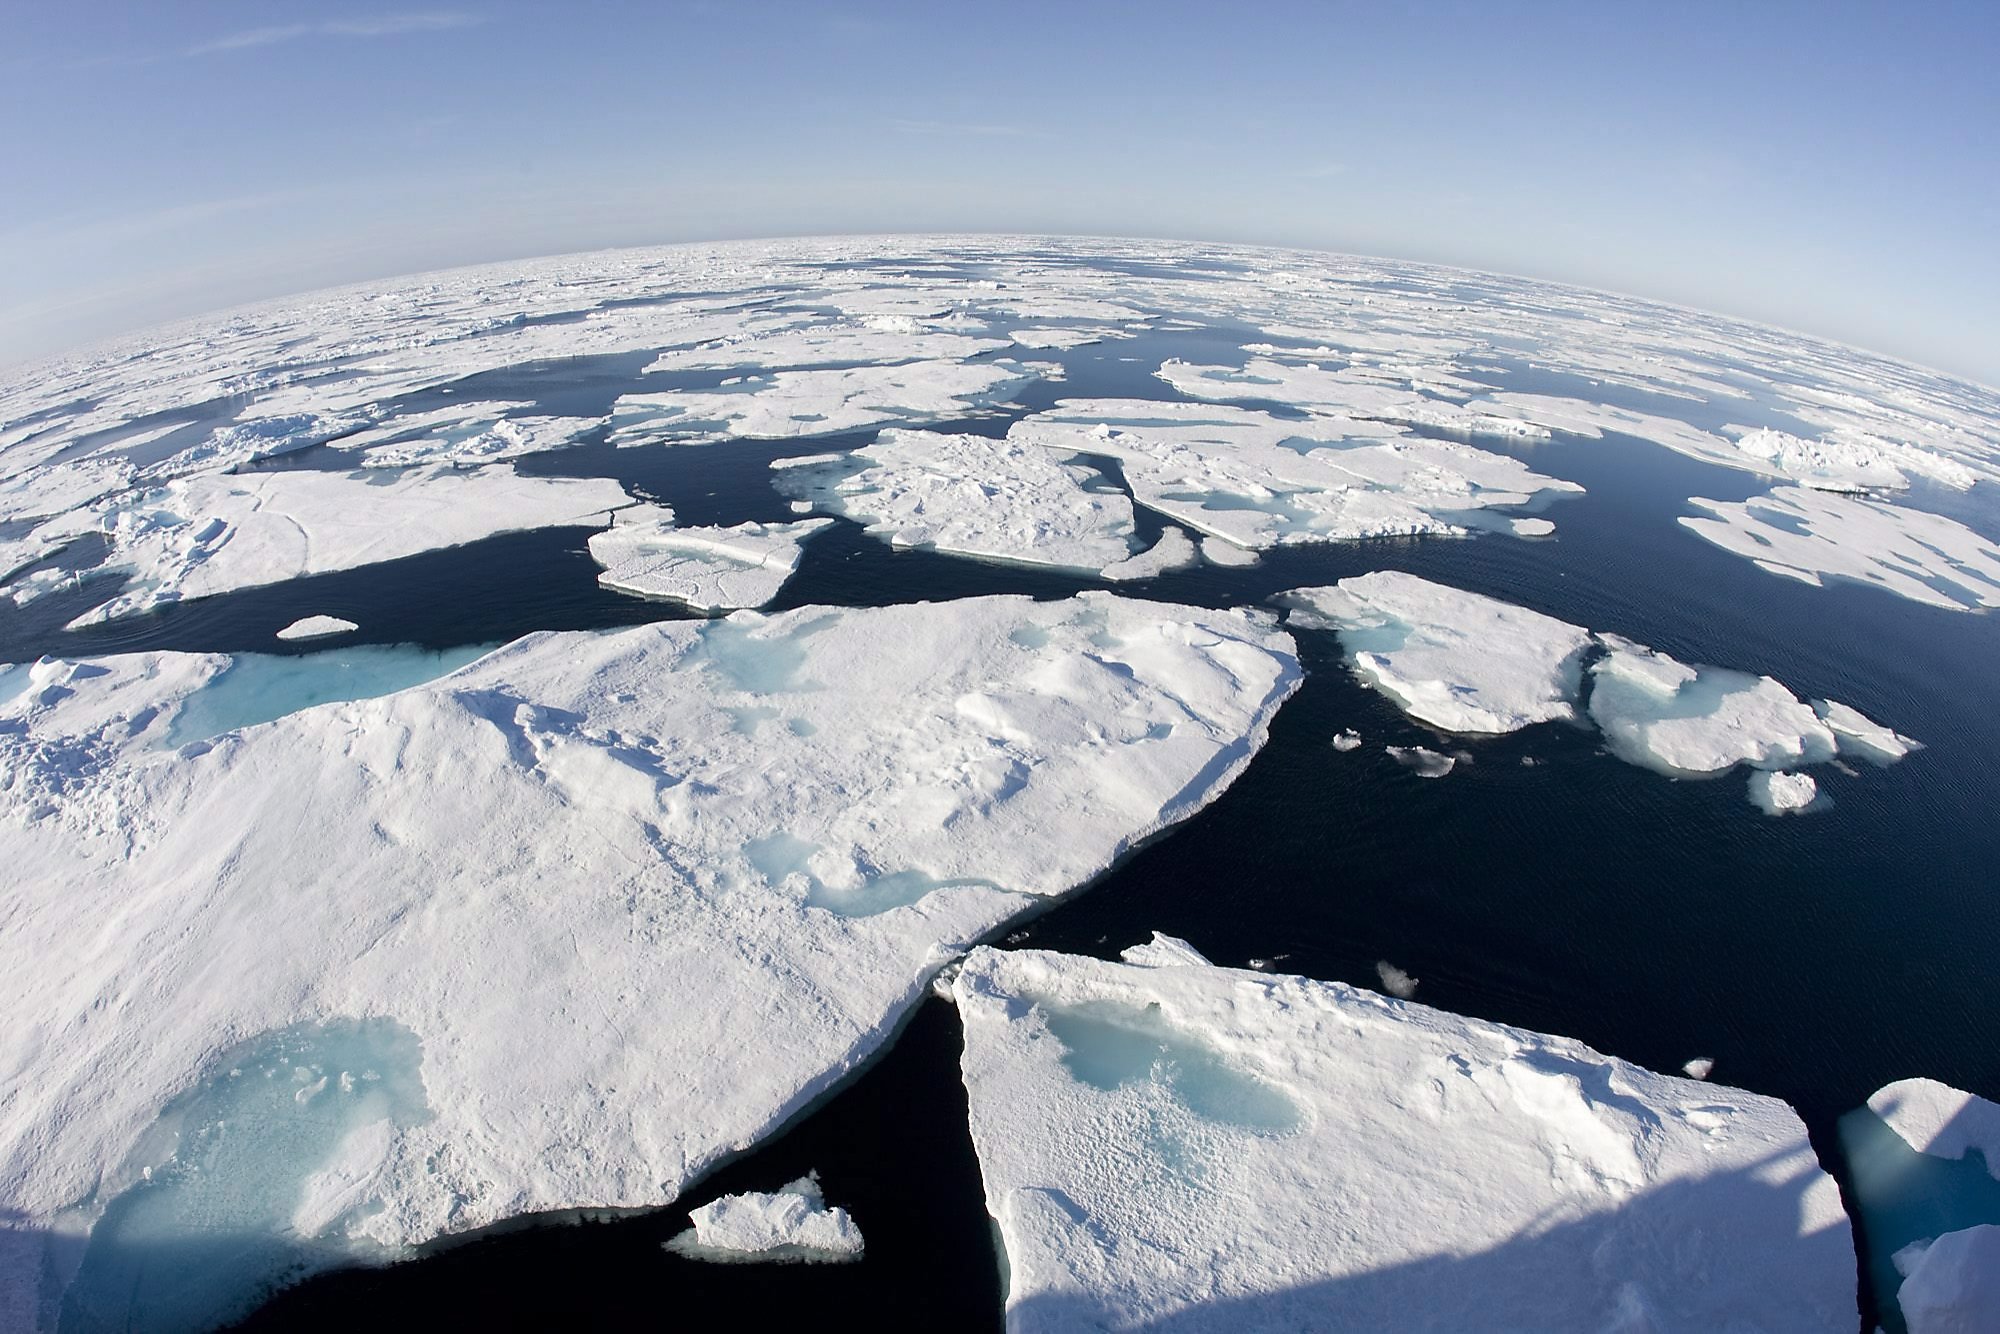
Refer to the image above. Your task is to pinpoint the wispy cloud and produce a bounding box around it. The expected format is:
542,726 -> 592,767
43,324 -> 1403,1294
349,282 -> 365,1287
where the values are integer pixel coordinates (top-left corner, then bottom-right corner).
890,118 -> 1048,140
74,12 -> 484,67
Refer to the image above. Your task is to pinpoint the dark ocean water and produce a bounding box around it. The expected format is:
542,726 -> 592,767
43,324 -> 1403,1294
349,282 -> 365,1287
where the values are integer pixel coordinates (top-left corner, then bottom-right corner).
5,312 -> 1997,1332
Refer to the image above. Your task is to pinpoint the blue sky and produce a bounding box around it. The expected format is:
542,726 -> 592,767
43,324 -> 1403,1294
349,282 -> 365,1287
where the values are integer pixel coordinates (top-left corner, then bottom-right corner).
4,1 -> 1997,381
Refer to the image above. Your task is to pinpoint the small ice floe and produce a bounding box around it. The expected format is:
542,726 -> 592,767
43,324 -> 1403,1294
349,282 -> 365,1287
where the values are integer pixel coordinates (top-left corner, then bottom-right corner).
1386,745 -> 1456,778
663,1173 -> 864,1264
1683,1058 -> 1715,1080
1330,728 -> 1363,752
1373,960 -> 1418,999
275,615 -> 359,642
1748,770 -> 1819,816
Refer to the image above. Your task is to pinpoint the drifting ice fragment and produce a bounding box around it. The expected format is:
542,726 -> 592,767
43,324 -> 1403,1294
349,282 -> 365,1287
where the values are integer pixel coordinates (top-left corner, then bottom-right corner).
1280,571 -> 1593,733
586,504 -> 830,611
953,946 -> 1854,1331
275,615 -> 359,642
1748,770 -> 1819,816
1373,960 -> 1418,998
1683,1058 -> 1715,1080
1330,728 -> 1362,752
1816,699 -> 1924,765
1100,528 -> 1199,582
663,1173 -> 864,1264
1587,636 -> 1836,778
1386,745 -> 1456,778
1896,1225 -> 2000,1334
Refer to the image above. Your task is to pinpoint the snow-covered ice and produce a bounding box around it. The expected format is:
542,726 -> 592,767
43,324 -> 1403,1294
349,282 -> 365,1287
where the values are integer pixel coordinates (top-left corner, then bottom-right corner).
773,429 -> 1138,572
1009,400 -> 1581,553
1868,1079 -> 2000,1178
1896,1225 -> 2000,1334
1373,960 -> 1418,998
1279,571 -> 1593,733
586,504 -> 830,610
275,615 -> 358,642
0,592 -> 1299,1330
1588,635 -> 1837,778
1330,727 -> 1362,752
1385,744 -> 1457,778
663,1173 -> 864,1265
1748,769 -> 1819,816
951,945 -> 1854,1332
23,464 -> 630,626
1815,698 -> 1924,765
1680,486 -> 2000,612
1099,527 -> 1199,582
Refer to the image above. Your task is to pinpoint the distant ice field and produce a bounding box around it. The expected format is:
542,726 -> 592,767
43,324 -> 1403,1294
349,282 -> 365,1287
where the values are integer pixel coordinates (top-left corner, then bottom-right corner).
1,236 -> 1997,1333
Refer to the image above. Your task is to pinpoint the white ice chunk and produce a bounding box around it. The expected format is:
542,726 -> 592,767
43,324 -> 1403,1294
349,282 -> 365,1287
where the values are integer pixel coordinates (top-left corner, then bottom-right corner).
1748,769 -> 1819,815
952,946 -> 1855,1332
1099,528 -> 1198,582
1898,1225 -> 2000,1334
1815,699 -> 1924,765
774,429 -> 1137,572
0,593 -> 1299,1327
1158,356 -> 1556,440
1680,486 -> 2000,612
1279,571 -> 1593,733
275,615 -> 358,642
1683,1058 -> 1715,1080
586,504 -> 830,611
1119,932 -> 1211,968
1386,744 -> 1457,777
663,1173 -> 864,1264
1373,960 -> 1418,998
1727,426 -> 1913,492
1867,1080 -> 2000,1180
1200,536 -> 1260,567
1588,635 -> 1836,777
349,412 -> 605,469
643,323 -> 1007,372
29,464 -> 628,626
1330,728 -> 1362,752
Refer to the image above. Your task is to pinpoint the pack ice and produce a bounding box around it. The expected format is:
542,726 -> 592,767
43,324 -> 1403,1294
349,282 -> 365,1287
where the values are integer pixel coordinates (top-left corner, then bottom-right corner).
0,593 -> 1299,1331
1009,400 -> 1581,554
19,464 -> 630,626
1280,572 -> 1919,807
951,942 -> 1854,1331
586,503 -> 830,610
1680,486 -> 2000,612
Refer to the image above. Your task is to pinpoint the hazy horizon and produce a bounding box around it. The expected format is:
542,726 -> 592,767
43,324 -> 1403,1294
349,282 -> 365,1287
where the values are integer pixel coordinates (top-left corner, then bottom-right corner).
5,2 -> 1997,382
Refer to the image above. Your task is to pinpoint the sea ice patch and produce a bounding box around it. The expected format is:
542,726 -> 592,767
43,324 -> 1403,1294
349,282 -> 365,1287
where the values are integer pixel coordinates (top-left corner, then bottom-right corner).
952,946 -> 1854,1332
663,1173 -> 864,1264
586,503 -> 830,611
275,615 -> 359,642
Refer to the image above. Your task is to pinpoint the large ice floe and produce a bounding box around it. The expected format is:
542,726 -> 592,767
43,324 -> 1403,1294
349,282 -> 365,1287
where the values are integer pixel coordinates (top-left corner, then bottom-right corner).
1680,485 -> 2000,611
0,592 -> 1299,1331
14,464 -> 630,626
951,940 -> 1854,1331
586,503 -> 830,611
1279,571 -> 1919,808
663,1173 -> 865,1265
1007,399 -> 1582,554
772,429 -> 1139,571
1839,1080 -> 2000,1334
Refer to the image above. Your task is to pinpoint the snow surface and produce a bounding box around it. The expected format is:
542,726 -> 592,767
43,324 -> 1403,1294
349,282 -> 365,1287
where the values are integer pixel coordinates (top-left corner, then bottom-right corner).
1748,769 -> 1819,816
1815,699 -> 1924,765
1588,635 -> 1837,778
1680,486 -> 2000,612
1279,571 -> 1594,733
1868,1079 -> 2000,1180
773,429 -> 1138,572
1099,528 -> 1199,582
275,615 -> 358,642
0,593 -> 1299,1331
951,945 -> 1854,1332
663,1173 -> 864,1264
20,464 -> 629,626
1009,399 -> 1581,552
1897,1225 -> 2000,1334
343,410 -> 605,470
586,504 -> 830,611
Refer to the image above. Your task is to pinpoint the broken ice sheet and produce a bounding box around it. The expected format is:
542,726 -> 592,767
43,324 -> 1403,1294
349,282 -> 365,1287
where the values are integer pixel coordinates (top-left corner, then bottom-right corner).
587,503 -> 831,611
663,1173 -> 864,1264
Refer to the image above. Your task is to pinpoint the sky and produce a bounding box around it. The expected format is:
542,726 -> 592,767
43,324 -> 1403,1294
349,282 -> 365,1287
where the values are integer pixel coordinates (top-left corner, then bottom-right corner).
3,0 -> 1997,382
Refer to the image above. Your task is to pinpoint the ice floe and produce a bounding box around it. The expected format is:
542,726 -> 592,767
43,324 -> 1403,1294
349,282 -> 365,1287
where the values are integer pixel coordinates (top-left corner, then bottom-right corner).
951,945 -> 1854,1332
663,1174 -> 864,1265
1681,486 -> 2000,612
26,464 -> 629,626
1279,572 -> 1919,810
275,615 -> 358,642
344,410 -> 605,470
1869,1079 -> 2000,1177
1330,727 -> 1362,752
608,359 -> 1053,445
1748,770 -> 1819,816
0,593 -> 1298,1329
1279,571 -> 1594,733
587,504 -> 830,610
1010,400 -> 1581,554
1896,1225 -> 2000,1334
773,429 -> 1138,571
1099,527 -> 1199,582
1588,635 -> 1836,777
